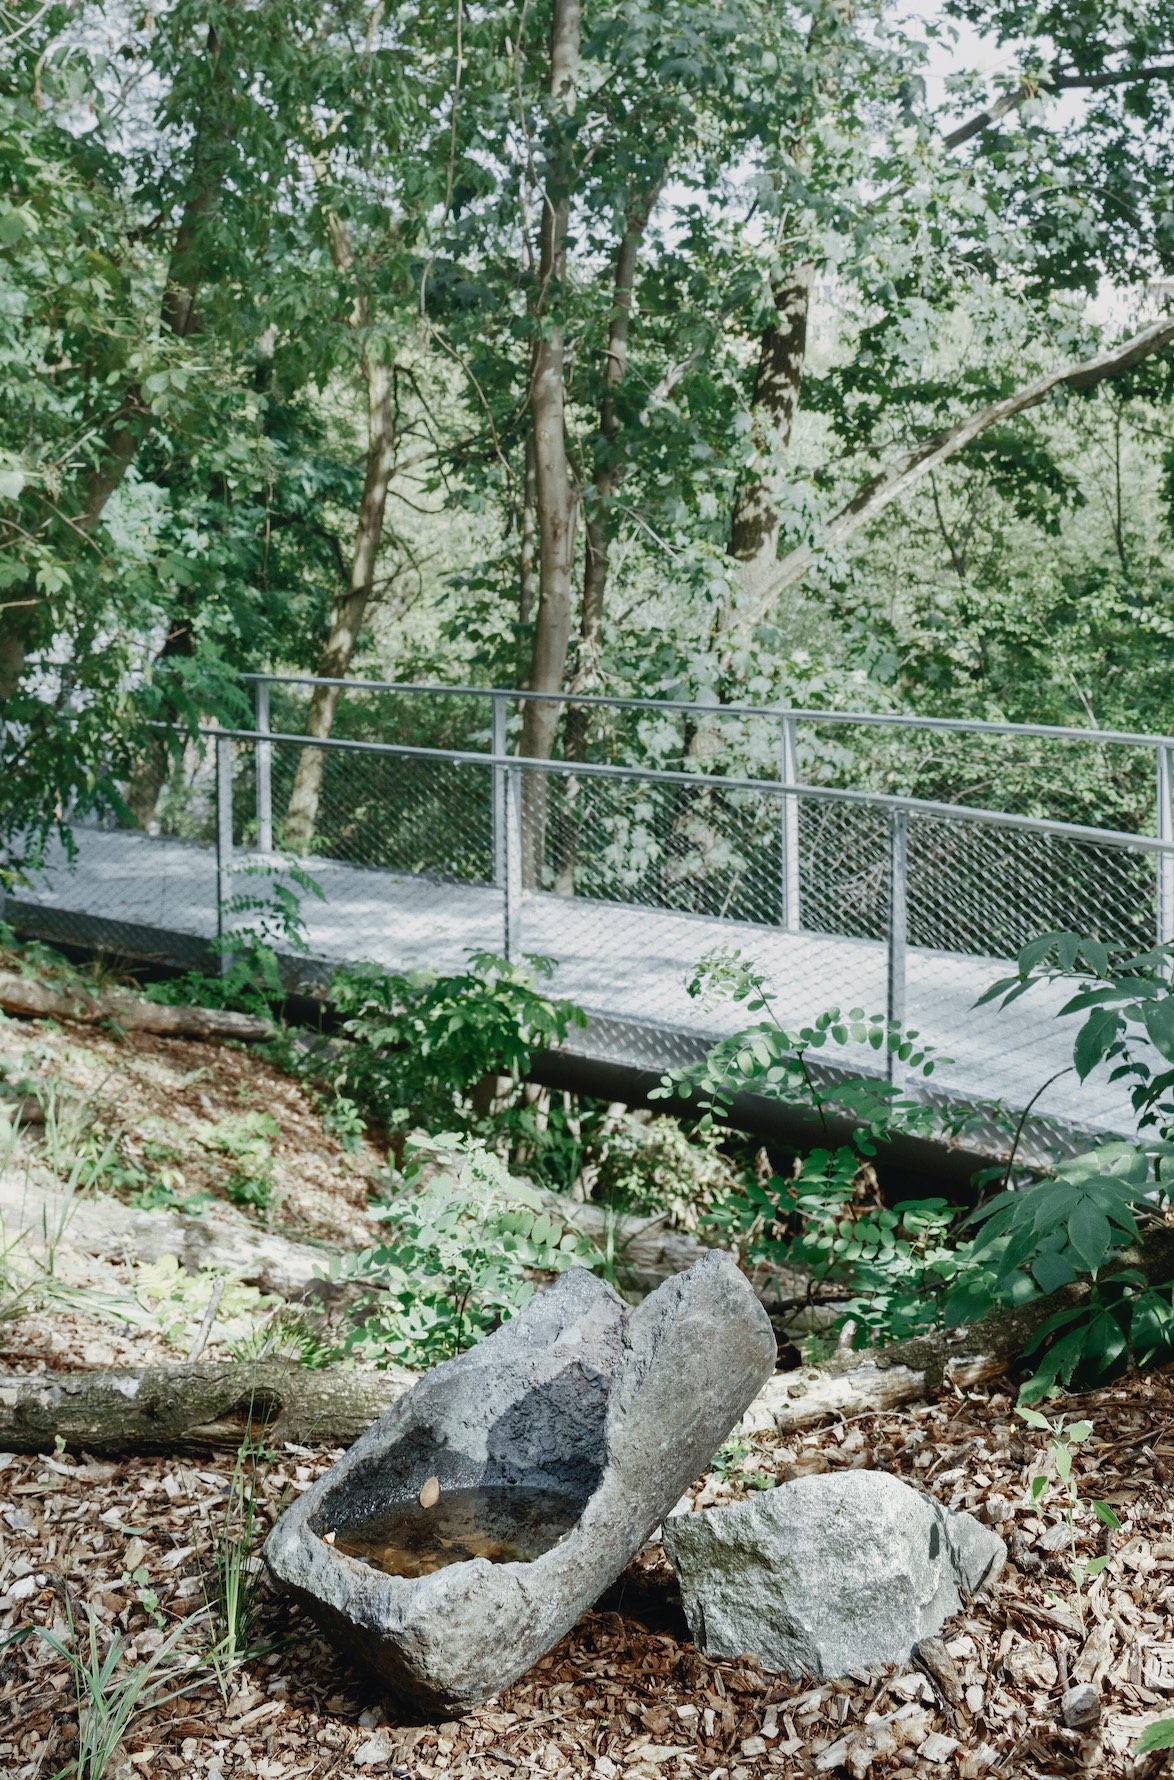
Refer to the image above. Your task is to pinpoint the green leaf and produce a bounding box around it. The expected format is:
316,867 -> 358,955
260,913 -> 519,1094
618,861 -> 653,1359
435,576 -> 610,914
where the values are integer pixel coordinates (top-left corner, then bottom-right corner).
1142,996 -> 1174,1063
1092,1500 -> 1121,1529
1135,1719 -> 1174,1753
1032,1250 -> 1077,1293
1067,1199 -> 1112,1273
1017,1406 -> 1052,1431
1073,1007 -> 1121,1080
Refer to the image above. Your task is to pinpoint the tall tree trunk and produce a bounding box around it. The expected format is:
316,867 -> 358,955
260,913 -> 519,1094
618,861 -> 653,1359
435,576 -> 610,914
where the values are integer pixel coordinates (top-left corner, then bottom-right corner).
680,264 -> 814,791
283,220 -> 398,854
519,428 -> 538,639
518,0 -> 581,888
555,188 -> 659,891
723,266 -> 813,644
124,618 -> 196,828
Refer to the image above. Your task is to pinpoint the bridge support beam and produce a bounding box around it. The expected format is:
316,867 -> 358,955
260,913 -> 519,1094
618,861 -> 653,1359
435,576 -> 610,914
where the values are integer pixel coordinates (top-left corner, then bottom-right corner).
493,694 -> 522,961
255,679 -> 274,854
887,807 -> 908,1084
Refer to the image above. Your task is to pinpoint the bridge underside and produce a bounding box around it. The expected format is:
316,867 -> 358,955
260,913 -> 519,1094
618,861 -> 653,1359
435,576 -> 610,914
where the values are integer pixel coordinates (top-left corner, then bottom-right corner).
6,827 -> 1134,1158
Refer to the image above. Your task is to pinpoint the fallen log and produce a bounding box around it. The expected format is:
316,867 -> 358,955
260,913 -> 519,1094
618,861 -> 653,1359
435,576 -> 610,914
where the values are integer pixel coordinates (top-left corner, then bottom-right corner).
752,1220 -> 1174,1433
0,1359 -> 414,1456
0,971 -> 272,1041
0,1167 -> 350,1304
4,1225 -> 1170,1456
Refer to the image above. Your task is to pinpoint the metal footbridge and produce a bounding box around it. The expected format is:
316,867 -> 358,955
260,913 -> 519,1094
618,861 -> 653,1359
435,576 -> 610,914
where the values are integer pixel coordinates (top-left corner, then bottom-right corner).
8,677 -> 1174,1156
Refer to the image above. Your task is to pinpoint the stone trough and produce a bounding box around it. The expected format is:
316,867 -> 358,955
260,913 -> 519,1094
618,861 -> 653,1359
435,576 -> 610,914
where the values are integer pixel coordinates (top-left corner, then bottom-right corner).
264,1252 -> 776,1714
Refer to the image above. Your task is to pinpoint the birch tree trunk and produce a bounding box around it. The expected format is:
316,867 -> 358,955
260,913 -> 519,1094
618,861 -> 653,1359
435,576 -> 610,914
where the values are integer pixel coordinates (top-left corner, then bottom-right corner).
284,219 -> 398,854
518,0 -> 581,888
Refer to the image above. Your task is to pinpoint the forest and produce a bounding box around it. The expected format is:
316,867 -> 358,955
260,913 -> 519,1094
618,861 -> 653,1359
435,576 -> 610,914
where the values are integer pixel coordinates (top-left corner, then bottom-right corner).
2,2 -> 1174,1779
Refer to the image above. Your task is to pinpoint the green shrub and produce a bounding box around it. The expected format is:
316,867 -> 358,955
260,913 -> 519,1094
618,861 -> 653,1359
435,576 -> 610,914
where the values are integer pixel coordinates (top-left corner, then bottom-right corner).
198,1112 -> 280,1212
329,1134 -> 599,1368
588,1109 -> 752,1232
326,950 -> 586,1146
663,940 -> 1174,1389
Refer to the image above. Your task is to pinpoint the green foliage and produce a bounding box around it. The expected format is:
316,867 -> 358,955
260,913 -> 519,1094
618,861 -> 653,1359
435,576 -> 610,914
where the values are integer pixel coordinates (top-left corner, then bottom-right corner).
200,1112 -> 280,1212
651,947 -> 944,1138
321,1092 -> 366,1154
22,1603 -> 200,1780
197,1444 -> 272,1696
662,944 -> 1174,1381
326,951 -> 586,1143
332,1134 -> 599,1368
128,1258 -> 280,1352
588,1110 -> 751,1232
979,932 -> 1174,1138
710,1434 -> 773,1492
966,1142 -> 1161,1293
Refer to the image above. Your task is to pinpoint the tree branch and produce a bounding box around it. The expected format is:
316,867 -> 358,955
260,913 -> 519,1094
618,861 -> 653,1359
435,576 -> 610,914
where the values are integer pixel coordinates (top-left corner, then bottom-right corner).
755,313 -> 1174,619
943,62 -> 1174,152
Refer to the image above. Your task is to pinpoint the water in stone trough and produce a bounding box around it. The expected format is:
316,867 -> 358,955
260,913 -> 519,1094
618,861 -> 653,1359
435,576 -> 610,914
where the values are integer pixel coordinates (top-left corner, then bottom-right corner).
331,1485 -> 581,1579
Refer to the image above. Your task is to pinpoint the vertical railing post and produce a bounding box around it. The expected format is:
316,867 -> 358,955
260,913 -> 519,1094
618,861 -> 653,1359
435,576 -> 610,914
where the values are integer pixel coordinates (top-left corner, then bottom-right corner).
503,761 -> 522,962
255,678 -> 273,854
215,731 -> 234,971
779,712 -> 800,932
887,806 -> 908,1084
1158,741 -> 1174,947
492,693 -> 507,891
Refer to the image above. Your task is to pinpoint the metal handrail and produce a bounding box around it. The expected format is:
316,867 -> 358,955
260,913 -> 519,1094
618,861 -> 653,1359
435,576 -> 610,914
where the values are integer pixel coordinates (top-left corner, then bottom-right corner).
200,721 -> 1174,855
239,670 -> 1173,751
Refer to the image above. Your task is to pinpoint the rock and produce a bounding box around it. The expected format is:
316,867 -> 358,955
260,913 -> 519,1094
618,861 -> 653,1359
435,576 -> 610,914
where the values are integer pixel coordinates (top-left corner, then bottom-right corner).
914,1635 -> 963,1704
1060,1682 -> 1101,1729
661,1470 -> 1005,1680
264,1252 -> 775,1714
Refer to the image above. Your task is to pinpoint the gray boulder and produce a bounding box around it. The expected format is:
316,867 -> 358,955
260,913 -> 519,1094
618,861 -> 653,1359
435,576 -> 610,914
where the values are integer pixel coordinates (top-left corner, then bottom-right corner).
661,1469 -> 1005,1679
264,1252 -> 775,1714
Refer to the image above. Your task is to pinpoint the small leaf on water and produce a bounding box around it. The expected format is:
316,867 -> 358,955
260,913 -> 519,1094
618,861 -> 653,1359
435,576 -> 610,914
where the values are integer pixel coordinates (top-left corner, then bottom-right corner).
419,1475 -> 441,1509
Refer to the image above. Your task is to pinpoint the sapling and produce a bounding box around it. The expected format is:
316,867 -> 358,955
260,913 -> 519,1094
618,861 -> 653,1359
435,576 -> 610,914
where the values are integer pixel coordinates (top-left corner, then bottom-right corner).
1018,1407 -> 1120,1626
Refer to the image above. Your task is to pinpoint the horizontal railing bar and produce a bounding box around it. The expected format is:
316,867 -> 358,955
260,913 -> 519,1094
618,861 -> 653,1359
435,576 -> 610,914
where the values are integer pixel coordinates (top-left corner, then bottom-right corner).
238,671 -> 1170,750
196,722 -> 1174,855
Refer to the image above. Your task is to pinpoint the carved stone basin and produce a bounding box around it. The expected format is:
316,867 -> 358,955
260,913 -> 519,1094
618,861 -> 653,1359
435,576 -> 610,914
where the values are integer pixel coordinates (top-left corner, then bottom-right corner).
263,1252 -> 775,1714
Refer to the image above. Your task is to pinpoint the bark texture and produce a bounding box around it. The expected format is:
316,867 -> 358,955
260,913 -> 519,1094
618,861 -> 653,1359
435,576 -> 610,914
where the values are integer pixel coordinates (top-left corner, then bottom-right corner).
724,267 -> 814,627
0,973 -> 272,1040
556,186 -> 660,889
0,1360 -> 412,1456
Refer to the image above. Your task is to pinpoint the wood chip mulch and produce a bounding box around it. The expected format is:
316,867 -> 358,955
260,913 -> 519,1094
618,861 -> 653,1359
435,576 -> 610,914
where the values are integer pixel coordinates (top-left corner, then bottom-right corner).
3,1373 -> 1173,1780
